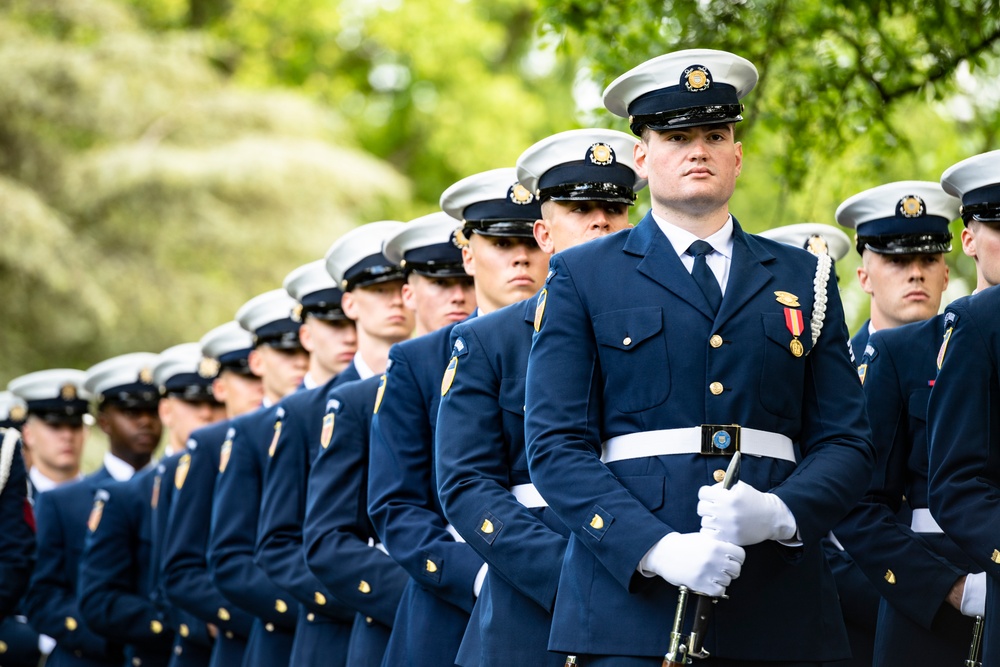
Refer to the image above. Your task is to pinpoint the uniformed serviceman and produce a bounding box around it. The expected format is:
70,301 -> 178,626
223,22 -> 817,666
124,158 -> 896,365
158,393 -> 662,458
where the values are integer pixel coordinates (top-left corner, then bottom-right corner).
435,127 -> 645,666
524,49 -> 874,665
208,290 -> 308,667
386,213 -> 477,336
26,352 -> 163,667
927,150 -> 1000,664
149,343 -> 226,667
162,321 -> 261,667
829,182 -> 960,665
285,260 -> 358,389
8,370 -> 90,496
367,168 -> 548,667
77,352 -> 174,667
303,213 -> 468,665
830,184 -> 976,666
256,252 -> 395,667
7,369 -> 90,666
836,181 -> 956,365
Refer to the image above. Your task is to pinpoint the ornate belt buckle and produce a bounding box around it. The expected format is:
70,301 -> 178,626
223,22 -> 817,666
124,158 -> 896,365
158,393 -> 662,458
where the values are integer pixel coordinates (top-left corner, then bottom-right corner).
700,424 -> 741,456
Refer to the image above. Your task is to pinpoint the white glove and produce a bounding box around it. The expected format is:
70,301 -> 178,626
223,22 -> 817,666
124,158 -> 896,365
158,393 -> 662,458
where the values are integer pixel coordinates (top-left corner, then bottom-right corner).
473,563 -> 488,598
698,481 -> 797,546
638,531 -> 745,598
961,572 -> 987,618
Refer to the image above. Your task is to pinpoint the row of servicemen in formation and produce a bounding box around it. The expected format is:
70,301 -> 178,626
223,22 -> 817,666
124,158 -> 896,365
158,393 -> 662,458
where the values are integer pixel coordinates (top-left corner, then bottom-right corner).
3,47 -> 1000,667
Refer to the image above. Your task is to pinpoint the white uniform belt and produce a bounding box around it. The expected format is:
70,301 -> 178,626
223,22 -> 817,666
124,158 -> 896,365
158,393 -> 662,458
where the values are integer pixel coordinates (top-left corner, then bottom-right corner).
911,508 -> 943,534
510,483 -> 548,508
601,427 -> 795,464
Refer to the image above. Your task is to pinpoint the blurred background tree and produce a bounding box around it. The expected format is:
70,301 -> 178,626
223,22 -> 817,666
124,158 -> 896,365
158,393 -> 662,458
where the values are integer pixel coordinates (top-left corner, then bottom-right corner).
1,0 -> 999,395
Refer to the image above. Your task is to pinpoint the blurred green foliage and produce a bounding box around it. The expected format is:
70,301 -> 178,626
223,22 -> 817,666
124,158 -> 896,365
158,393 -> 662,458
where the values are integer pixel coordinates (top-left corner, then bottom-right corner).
3,0 -> 1000,403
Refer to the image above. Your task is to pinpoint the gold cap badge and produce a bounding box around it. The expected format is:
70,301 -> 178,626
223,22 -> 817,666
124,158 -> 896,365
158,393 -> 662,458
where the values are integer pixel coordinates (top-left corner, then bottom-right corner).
898,195 -> 926,218
198,357 -> 220,379
60,383 -> 77,400
682,65 -> 712,92
509,183 -> 534,205
589,143 -> 614,166
139,367 -> 154,384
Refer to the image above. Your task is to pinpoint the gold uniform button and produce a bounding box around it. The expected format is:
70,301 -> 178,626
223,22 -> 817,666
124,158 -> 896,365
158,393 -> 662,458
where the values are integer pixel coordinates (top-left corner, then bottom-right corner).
265,623 -> 275,632
623,336 -> 632,346
65,617 -> 78,631
709,334 -> 723,348
314,592 -> 326,606
225,631 -> 234,640
306,613 -> 315,622
365,616 -> 373,625
150,620 -> 163,634
713,469 -> 726,483
133,659 -> 142,667
218,608 -> 231,622
275,599 -> 288,613
179,624 -> 190,637
0,641 -> 8,653
709,382 -> 724,395
359,580 -> 372,594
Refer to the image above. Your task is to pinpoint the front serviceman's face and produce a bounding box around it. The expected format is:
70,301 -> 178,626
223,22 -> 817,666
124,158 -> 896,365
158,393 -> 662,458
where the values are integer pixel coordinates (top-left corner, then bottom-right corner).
535,199 -> 631,255
857,252 -> 949,328
635,124 -> 742,218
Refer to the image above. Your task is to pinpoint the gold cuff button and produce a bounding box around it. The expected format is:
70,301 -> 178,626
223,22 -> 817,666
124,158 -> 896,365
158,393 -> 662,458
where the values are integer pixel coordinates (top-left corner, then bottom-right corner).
218,608 -> 231,621
314,592 -> 326,606
275,599 -> 288,613
179,624 -> 189,637
65,617 -> 78,631
265,623 -> 275,632
307,613 -> 315,622
359,580 -> 372,594
0,641 -> 8,653
150,620 -> 163,634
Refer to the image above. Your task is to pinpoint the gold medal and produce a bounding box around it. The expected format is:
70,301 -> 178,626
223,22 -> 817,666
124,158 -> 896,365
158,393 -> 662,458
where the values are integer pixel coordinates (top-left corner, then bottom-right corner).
789,338 -> 804,358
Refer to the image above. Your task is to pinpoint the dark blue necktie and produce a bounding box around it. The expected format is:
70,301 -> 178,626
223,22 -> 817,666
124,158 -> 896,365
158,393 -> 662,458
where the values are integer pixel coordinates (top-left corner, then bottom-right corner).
687,240 -> 722,314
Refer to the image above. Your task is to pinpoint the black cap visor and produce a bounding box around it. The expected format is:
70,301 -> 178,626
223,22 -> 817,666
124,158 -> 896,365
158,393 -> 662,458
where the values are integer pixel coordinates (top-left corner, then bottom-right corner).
857,233 -> 952,255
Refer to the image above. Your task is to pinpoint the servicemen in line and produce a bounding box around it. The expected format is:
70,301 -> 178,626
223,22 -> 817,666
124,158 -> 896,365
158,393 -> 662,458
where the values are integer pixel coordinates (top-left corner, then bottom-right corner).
162,321 -> 261,667
149,344 -> 226,667
837,181 -> 954,364
367,168 -> 547,666
208,290 -> 307,667
831,184 -> 979,665
828,181 -> 960,666
303,212 -> 467,665
6,370 -> 91,666
76,353 -> 174,667
26,353 -> 158,667
524,49 -> 874,665
435,128 -> 644,666
255,257 -> 374,666
927,150 -> 1000,663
